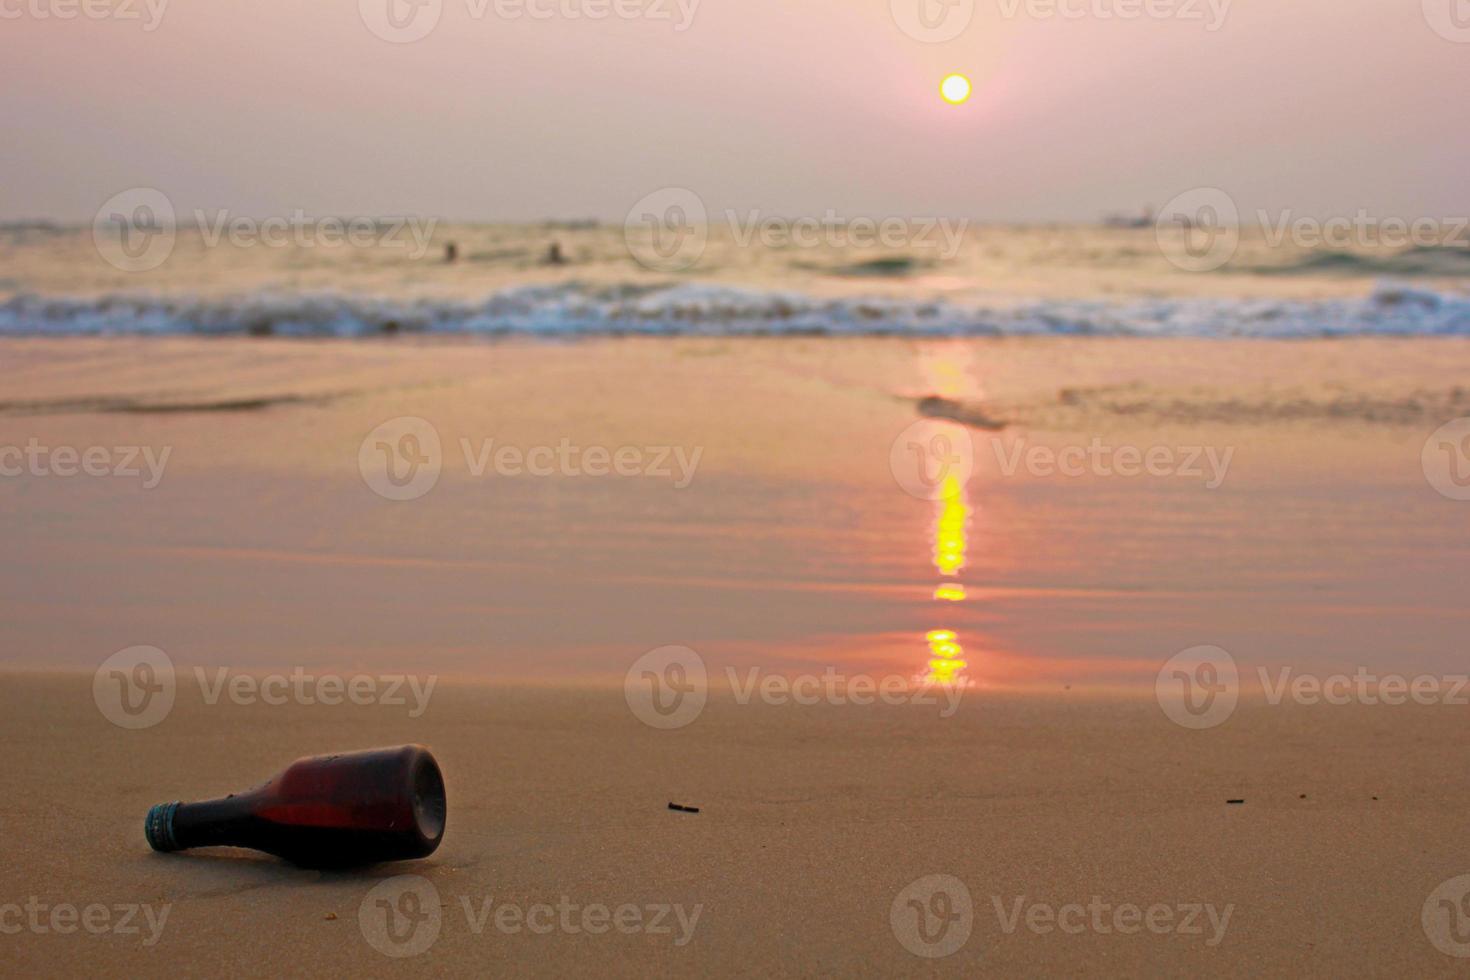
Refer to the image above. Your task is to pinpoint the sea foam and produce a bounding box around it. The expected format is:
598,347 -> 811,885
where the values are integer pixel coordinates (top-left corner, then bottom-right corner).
2,281 -> 1468,338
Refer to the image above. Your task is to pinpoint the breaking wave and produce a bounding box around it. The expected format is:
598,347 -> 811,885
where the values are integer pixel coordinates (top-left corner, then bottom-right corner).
3,281 -> 1469,338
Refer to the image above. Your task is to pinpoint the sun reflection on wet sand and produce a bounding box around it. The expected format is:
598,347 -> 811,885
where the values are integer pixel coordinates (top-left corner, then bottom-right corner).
916,344 -> 981,687
925,475 -> 973,684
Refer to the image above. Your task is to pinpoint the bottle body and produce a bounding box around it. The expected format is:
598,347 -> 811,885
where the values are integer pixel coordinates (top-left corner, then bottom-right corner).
146,745 -> 446,868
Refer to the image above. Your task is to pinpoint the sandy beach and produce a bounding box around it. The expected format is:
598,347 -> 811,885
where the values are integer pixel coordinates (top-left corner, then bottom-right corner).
4,673 -> 1470,976
10,0 -> 1470,971
3,335 -> 1470,974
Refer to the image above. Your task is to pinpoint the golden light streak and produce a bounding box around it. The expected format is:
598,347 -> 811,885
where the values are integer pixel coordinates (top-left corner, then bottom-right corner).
918,346 -> 978,687
925,478 -> 972,685
932,475 -> 971,576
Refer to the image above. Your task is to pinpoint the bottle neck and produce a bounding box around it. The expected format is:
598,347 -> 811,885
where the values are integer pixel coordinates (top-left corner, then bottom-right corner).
148,793 -> 263,852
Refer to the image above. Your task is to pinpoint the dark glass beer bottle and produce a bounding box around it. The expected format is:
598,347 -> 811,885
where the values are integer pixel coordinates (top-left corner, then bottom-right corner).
145,745 -> 446,868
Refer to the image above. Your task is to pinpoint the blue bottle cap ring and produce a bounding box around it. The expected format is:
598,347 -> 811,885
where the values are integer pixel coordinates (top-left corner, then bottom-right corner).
145,801 -> 181,852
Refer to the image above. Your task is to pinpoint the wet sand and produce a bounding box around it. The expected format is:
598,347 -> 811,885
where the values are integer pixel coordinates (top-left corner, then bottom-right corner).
2,336 -> 1466,684
3,335 -> 1470,974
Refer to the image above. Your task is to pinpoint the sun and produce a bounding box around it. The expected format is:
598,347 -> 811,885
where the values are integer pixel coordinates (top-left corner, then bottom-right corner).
940,73 -> 972,106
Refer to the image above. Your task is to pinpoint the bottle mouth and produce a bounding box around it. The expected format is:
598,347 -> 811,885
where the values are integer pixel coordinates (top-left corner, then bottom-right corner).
411,754 -> 447,844
145,801 -> 182,852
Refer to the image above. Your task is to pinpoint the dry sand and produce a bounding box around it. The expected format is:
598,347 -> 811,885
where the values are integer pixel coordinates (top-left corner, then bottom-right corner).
4,673 -> 1470,976
3,336 -> 1470,975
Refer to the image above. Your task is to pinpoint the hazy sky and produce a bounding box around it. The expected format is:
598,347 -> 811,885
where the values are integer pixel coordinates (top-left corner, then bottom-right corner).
3,0 -> 1466,223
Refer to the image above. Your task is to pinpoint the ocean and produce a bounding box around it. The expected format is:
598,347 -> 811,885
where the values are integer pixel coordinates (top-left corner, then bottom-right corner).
4,220 -> 1470,338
